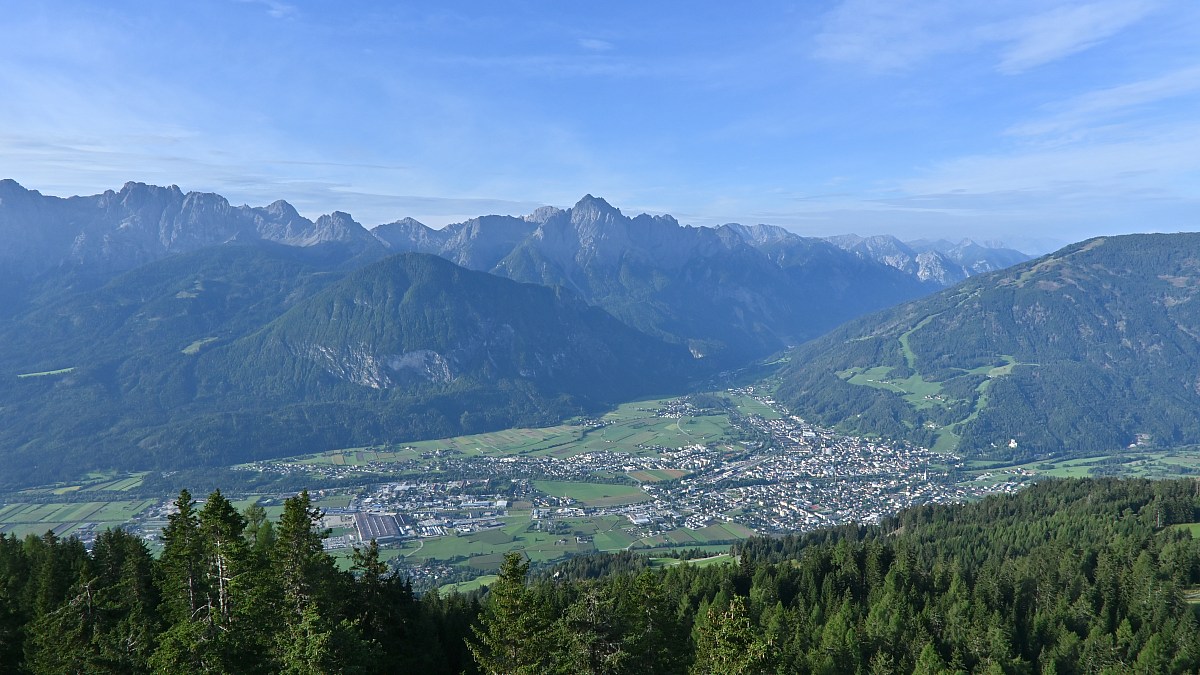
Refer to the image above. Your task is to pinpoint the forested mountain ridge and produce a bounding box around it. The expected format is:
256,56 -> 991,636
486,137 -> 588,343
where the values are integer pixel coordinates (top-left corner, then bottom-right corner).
206,251 -> 692,409
2,478 -> 1199,673
0,249 -> 692,487
0,240 -> 352,373
776,233 -> 1200,460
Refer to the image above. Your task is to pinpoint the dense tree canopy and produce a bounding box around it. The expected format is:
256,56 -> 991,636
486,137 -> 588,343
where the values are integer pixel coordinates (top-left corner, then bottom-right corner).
2,478 -> 1200,673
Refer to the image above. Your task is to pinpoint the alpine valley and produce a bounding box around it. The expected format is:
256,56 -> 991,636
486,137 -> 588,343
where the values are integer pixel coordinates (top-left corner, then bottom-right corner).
0,180 -> 993,488
8,181 -> 1200,675
9,178 -> 1200,492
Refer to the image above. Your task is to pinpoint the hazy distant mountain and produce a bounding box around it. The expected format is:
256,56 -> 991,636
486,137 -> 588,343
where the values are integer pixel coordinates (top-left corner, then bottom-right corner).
373,196 -> 933,363
0,180 -> 386,279
776,233 -> 1200,460
371,216 -> 449,254
715,222 -> 795,247
0,180 -> 942,364
0,248 -> 690,486
826,233 -> 1031,286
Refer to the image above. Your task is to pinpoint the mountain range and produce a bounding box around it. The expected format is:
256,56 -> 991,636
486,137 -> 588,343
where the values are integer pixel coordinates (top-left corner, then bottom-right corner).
374,194 -> 937,361
0,181 -> 966,363
825,233 -> 1031,286
0,180 -> 1020,487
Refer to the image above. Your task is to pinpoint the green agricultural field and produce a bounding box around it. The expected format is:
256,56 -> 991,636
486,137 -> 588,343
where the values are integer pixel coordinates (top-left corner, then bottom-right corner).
269,395 -> 742,479
440,575 -> 497,594
956,449 -> 1200,485
405,425 -> 583,458
315,494 -> 353,509
635,522 -> 754,549
474,528 -> 513,545
19,471 -> 149,497
1169,523 -> 1200,538
404,516 -> 593,568
594,529 -> 635,551
0,499 -> 156,538
727,394 -> 782,420
649,553 -> 734,569
533,480 -> 650,507
84,474 -> 147,492
628,469 -> 687,483
844,366 -> 946,409
230,497 -> 285,522
587,516 -> 637,551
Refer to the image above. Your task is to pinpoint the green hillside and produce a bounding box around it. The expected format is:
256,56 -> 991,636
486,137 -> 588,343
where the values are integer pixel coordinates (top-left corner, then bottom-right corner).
776,233 -> 1200,460
0,250 -> 693,487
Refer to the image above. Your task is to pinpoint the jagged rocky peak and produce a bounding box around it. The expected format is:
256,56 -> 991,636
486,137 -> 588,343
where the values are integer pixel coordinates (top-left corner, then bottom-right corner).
372,217 -> 428,235
0,180 -> 43,209
720,222 -> 796,247
440,214 -> 538,270
457,214 -> 536,236
524,205 -> 564,224
371,217 -> 442,250
246,199 -> 316,243
914,250 -> 967,286
179,190 -> 233,215
570,194 -> 623,226
391,216 -> 427,228
117,181 -> 184,204
262,199 -> 302,220
310,211 -> 365,242
0,178 -> 27,196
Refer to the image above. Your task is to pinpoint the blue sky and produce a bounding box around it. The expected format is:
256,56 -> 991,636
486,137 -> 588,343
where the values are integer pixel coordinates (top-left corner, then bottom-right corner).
1,1 -> 1197,251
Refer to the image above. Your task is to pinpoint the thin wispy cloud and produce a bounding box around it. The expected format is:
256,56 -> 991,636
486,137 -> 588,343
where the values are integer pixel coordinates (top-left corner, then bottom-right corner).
811,0 -> 971,71
993,0 -> 1158,73
813,0 -> 1158,73
0,2 -> 1195,244
577,38 -> 614,52
1008,63 -> 1200,137
902,122 -> 1200,199
235,0 -> 297,20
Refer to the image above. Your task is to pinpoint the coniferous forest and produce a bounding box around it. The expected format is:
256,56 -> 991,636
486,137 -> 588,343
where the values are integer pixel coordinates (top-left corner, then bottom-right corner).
2,478 -> 1200,673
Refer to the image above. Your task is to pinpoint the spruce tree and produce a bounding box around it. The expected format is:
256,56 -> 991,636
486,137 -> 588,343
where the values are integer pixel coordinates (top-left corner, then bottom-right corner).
159,489 -> 205,623
469,551 -> 551,675
690,595 -> 773,675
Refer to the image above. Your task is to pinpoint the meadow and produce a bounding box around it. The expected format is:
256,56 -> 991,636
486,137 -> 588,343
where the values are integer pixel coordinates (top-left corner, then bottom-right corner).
283,395 -> 744,471
533,480 -> 650,507
959,448 -> 1200,485
0,499 -> 156,538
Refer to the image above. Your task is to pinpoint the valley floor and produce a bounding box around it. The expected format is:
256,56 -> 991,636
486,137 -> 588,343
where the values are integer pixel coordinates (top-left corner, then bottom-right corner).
5,386 -> 1196,588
